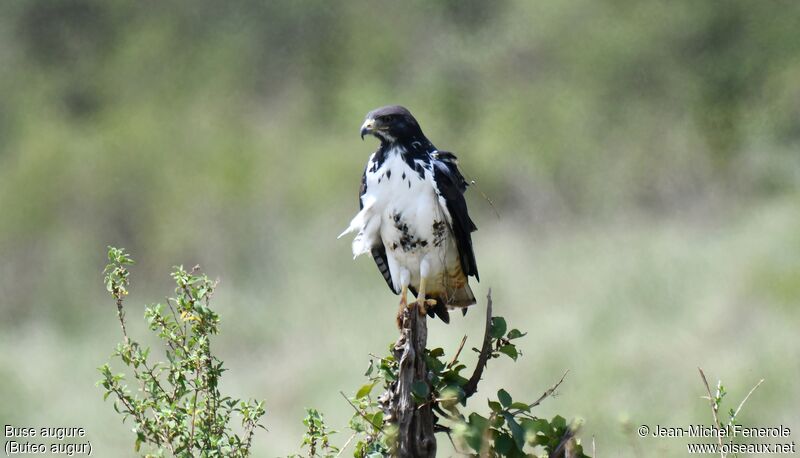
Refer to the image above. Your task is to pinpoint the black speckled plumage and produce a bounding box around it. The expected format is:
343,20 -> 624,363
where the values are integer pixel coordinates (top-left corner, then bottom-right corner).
346,105 -> 479,323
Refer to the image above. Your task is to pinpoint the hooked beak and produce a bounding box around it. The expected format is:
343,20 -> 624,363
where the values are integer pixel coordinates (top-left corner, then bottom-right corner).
360,118 -> 375,140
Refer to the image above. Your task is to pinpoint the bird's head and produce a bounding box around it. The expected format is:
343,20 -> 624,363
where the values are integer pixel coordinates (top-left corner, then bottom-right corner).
360,105 -> 424,144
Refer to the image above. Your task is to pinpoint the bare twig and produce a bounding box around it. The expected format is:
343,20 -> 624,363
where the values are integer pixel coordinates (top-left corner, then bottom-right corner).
698,367 -> 725,458
335,432 -> 357,458
431,403 -> 450,419
727,378 -> 765,427
507,370 -> 569,416
447,335 -> 468,369
463,290 -> 493,398
460,166 -> 501,220
698,368 -> 721,425
165,296 -> 180,328
340,391 -> 383,432
444,430 -> 469,455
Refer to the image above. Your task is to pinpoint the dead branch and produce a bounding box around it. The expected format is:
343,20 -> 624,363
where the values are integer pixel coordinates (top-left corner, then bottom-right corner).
380,303 -> 436,458
463,290 -> 493,398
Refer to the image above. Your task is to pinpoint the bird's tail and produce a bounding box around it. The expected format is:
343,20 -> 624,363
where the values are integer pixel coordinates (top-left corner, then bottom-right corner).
426,284 -> 477,324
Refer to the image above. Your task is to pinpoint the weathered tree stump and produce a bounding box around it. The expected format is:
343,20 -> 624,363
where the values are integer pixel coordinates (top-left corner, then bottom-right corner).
380,303 -> 436,458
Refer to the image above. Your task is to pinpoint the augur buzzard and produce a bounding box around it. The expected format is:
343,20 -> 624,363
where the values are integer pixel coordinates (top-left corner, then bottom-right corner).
339,105 -> 479,323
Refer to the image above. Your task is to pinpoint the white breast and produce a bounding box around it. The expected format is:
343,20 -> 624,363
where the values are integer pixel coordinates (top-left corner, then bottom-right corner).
340,147 -> 461,294
375,150 -> 459,292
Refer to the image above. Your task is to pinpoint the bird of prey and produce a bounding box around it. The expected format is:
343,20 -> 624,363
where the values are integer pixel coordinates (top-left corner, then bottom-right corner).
339,105 -> 479,323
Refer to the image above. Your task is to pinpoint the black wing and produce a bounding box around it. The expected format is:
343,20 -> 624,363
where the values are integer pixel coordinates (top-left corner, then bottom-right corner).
432,152 -> 479,281
359,163 -> 398,294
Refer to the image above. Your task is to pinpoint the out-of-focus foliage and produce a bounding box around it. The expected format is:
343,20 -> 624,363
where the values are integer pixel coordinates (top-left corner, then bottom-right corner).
2,1 -> 799,294
1,1 -> 799,456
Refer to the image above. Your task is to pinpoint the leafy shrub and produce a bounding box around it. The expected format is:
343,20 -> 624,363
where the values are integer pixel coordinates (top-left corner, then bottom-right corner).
99,247 -> 266,457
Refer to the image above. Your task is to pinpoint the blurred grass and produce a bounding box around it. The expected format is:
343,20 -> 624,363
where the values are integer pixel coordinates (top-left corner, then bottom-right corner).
0,1 -> 799,456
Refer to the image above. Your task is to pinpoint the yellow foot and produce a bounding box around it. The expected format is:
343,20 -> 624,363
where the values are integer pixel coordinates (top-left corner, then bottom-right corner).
416,298 -> 437,316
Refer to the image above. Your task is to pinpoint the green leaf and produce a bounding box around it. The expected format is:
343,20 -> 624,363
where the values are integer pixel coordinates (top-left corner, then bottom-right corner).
356,382 -> 376,399
504,413 -> 525,450
498,344 -> 519,361
551,415 -> 567,430
490,317 -> 507,339
465,413 -> 490,450
428,347 -> 445,357
510,401 -> 530,411
411,380 -> 429,399
491,414 -> 506,428
507,328 -> 527,339
498,389 -> 512,408
370,411 -> 384,429
522,417 -> 552,435
468,412 -> 489,430
494,432 -> 514,454
488,400 -> 503,412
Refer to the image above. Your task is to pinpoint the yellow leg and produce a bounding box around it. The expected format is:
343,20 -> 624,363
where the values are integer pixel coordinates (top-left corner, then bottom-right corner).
396,284 -> 409,328
415,278 -> 437,315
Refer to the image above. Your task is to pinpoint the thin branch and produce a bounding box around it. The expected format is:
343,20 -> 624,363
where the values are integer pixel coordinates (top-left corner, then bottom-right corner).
463,290 -> 493,398
727,378 -> 765,427
698,368 -> 721,425
114,290 -> 130,346
340,391 -> 384,432
188,365 -> 200,451
139,358 -> 167,399
508,370 -> 569,416
432,403 -> 449,419
550,426 -> 577,458
335,432 -> 357,458
698,369 -> 720,417
165,296 -> 180,329
447,335 -> 468,369
242,418 -> 258,454
697,367 -> 725,458
444,430 -> 469,456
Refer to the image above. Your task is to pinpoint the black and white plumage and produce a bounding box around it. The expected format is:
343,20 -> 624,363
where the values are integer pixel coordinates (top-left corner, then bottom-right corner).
339,105 -> 479,323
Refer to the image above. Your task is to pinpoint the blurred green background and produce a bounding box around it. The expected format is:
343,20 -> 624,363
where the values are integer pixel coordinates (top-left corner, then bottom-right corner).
1,1 -> 799,456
